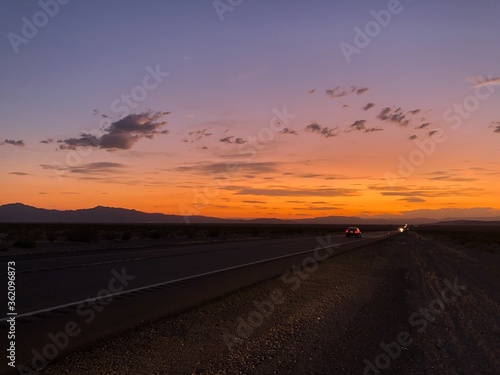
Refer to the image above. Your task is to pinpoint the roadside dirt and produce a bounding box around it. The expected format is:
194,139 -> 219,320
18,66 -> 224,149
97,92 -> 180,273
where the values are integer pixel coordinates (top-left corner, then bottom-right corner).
43,232 -> 499,374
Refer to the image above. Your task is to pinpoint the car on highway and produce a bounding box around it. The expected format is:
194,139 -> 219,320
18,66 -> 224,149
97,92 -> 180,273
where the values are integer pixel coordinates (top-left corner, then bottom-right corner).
345,227 -> 362,238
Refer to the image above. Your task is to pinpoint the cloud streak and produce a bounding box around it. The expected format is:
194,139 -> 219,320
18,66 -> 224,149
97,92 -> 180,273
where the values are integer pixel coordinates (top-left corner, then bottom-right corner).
1,139 -> 25,147
325,86 -> 369,98
234,187 -> 359,197
305,123 -> 339,138
467,76 -> 500,88
220,136 -> 246,144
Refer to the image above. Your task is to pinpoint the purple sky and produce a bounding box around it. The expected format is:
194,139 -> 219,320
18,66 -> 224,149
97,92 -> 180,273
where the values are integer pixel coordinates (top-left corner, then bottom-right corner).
1,0 -> 499,219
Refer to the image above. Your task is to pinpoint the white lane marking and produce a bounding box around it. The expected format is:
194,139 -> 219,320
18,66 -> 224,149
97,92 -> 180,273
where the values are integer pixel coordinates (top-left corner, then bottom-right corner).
0,232 -> 397,322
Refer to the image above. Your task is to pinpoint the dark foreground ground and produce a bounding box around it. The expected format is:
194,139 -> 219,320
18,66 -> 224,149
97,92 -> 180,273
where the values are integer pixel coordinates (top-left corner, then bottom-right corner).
41,231 -> 499,374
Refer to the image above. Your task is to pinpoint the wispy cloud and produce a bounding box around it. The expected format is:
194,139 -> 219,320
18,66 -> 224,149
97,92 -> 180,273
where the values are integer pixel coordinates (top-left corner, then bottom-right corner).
369,185 -> 483,198
182,128 -> 212,143
40,162 -> 127,175
220,136 -> 246,144
364,127 -> 383,133
408,135 -> 418,140
8,172 -> 29,176
305,123 -> 339,138
234,187 -> 359,197
489,121 -> 500,133
176,162 -> 278,175
348,120 -> 367,132
1,139 -> 25,147
415,122 -> 430,129
57,111 -> 170,150
467,75 -> 500,88
397,197 -> 426,203
377,107 -> 413,127
362,103 -> 375,111
279,128 -> 298,135
325,86 -> 369,98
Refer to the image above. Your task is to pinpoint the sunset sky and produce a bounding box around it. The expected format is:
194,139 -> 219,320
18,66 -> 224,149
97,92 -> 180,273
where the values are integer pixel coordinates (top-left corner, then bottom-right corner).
1,0 -> 499,220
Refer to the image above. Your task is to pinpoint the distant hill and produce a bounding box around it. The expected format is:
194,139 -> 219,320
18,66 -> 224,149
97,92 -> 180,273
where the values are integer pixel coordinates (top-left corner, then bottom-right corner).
0,203 -> 225,224
0,203 -> 498,225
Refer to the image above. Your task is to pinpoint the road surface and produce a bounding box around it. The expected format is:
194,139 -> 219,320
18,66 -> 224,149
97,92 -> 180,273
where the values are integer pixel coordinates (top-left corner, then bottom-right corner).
0,231 -> 396,373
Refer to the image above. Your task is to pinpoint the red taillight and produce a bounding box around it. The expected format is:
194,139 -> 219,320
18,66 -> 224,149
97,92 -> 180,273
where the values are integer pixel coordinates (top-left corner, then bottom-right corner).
345,230 -> 348,233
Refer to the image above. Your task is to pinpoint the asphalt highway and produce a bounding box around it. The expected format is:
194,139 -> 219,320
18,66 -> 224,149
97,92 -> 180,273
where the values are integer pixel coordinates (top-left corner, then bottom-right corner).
0,230 -> 397,373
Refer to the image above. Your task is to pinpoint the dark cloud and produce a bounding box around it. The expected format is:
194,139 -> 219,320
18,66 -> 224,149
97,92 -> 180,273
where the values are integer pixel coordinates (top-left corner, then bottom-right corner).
176,162 -> 278,175
295,206 -> 339,211
58,135 -> 99,149
40,139 -> 54,144
186,128 -> 212,142
363,103 -> 375,111
325,86 -> 369,98
308,89 -> 316,94
9,172 -> 29,176
489,121 -> 500,133
377,107 -> 391,121
242,200 -> 267,204
428,130 -> 438,136
377,107 -> 410,127
298,173 -> 322,178
279,128 -> 298,135
325,87 -> 350,98
58,111 -> 170,150
368,185 -> 480,198
397,197 -> 426,203
408,109 -> 420,115
40,162 -> 126,175
234,187 -> 359,197
349,120 -> 367,132
364,127 -> 383,133
220,136 -> 247,144
415,123 -> 430,129
305,123 -> 338,138
2,139 -> 25,147
409,135 -> 418,140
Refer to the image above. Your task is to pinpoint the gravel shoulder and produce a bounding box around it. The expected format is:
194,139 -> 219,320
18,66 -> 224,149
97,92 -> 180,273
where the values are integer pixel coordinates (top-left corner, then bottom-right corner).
44,232 -> 499,374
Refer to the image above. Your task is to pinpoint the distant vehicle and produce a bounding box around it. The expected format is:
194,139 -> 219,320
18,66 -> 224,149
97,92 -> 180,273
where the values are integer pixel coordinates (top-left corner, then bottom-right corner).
345,227 -> 362,238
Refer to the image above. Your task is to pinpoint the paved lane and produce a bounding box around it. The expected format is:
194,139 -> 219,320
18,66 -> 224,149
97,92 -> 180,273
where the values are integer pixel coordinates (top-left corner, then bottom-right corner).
0,231 -> 396,373
0,232 -> 392,315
